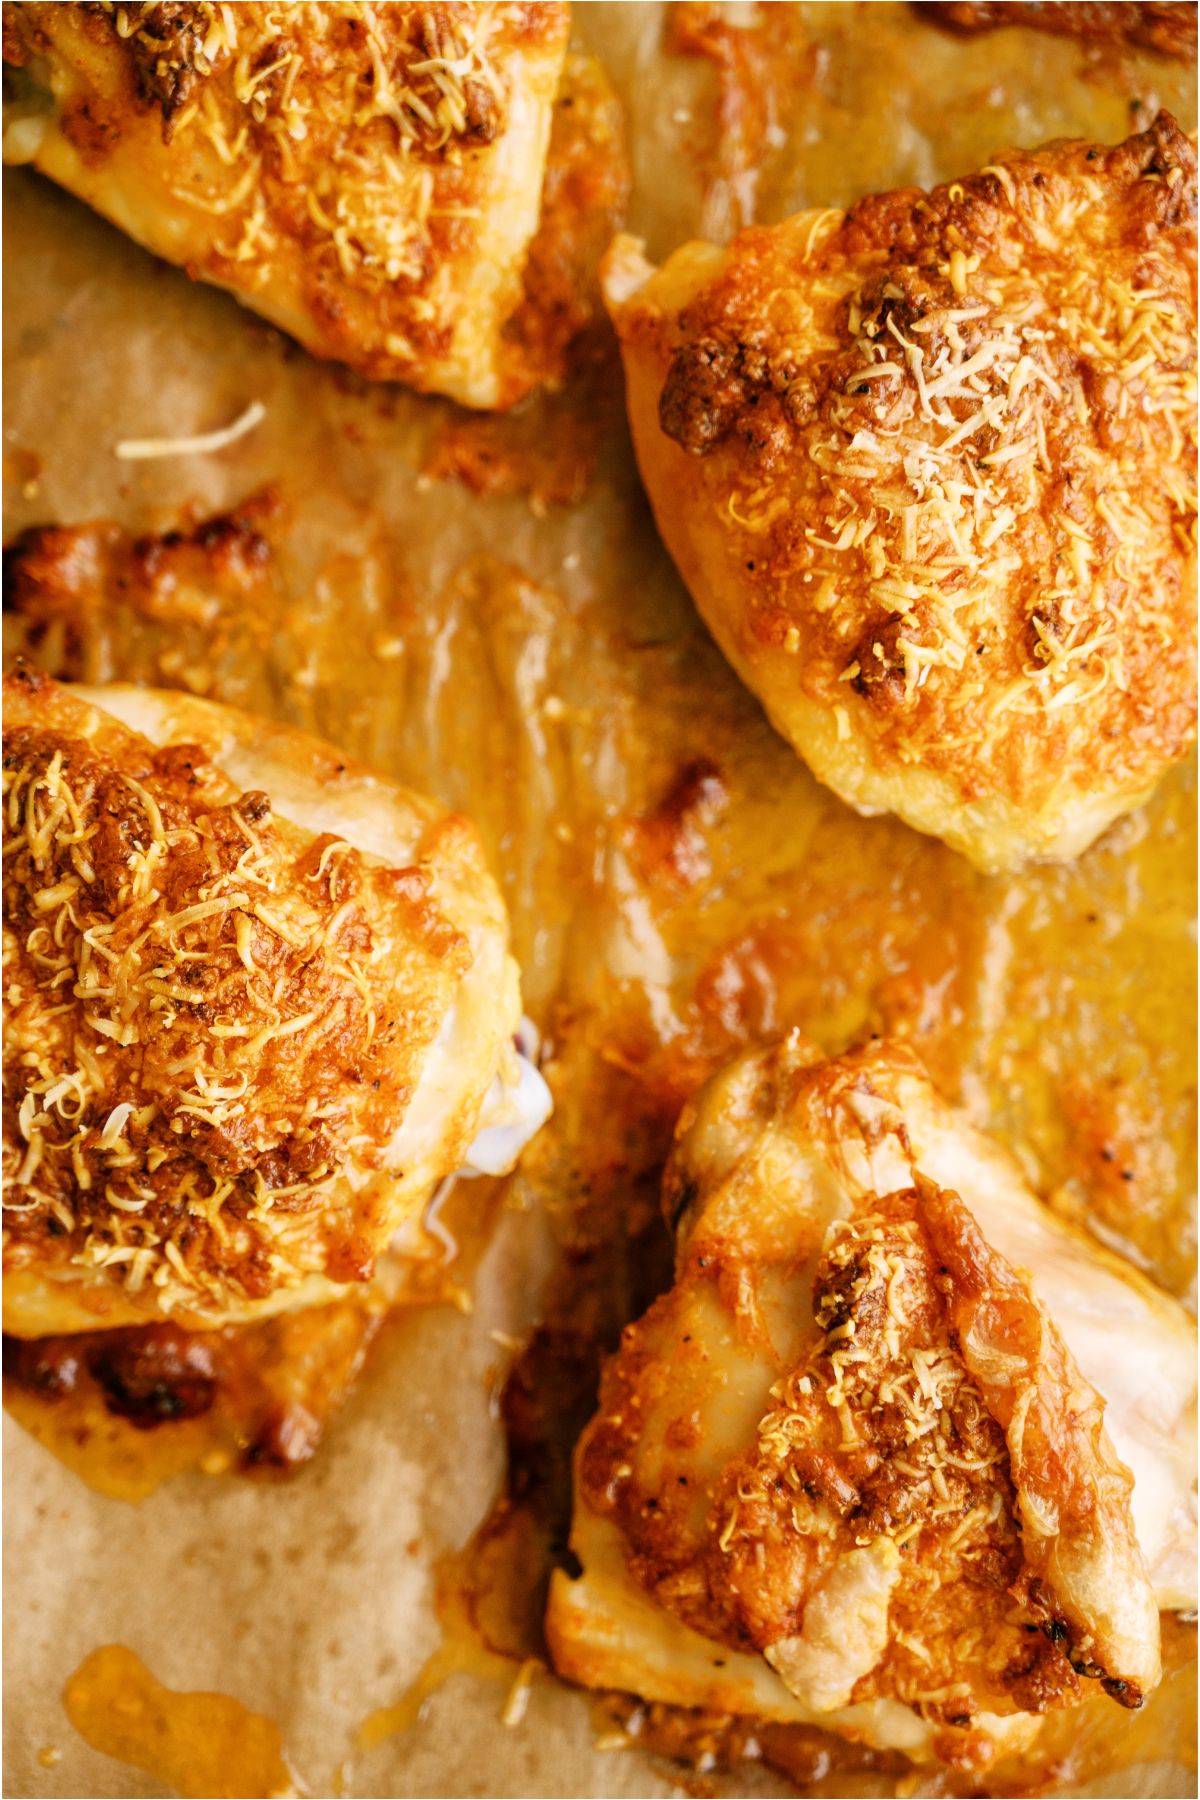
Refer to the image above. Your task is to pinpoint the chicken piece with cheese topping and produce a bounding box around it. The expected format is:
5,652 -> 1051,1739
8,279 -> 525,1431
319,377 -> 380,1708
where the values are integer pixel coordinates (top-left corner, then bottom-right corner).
2,668 -> 551,1336
2,2 -> 570,409
548,1038 -> 1196,1766
604,112 -> 1198,871
915,3 -> 1198,61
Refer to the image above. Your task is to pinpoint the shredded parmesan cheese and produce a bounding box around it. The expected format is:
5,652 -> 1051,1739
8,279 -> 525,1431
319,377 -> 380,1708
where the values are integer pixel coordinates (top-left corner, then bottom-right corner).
115,399 -> 266,461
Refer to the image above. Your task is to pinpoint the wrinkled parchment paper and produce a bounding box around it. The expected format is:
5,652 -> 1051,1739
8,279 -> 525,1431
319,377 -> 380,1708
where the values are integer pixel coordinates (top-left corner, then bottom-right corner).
3,5 -> 1196,1796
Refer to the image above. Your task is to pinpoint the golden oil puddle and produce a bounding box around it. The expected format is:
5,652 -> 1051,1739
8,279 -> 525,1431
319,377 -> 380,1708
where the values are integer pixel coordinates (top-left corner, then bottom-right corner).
4,1179 -> 500,1502
356,1635 -> 519,1755
63,1644 -> 301,1798
358,1501 -> 548,1754
992,1614 -> 1199,1797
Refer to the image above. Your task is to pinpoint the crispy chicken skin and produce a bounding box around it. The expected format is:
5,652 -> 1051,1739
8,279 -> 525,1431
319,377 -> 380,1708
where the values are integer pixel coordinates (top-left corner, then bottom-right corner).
2,668 -> 545,1336
914,2 -> 1198,61
548,1039 -> 1197,1764
603,113 -> 1198,872
1,2 -> 569,408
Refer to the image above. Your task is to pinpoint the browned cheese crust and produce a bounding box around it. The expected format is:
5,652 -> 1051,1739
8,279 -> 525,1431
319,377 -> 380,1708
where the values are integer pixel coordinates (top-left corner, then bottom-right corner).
583,1186 -> 1094,1723
567,1039 -> 1170,1738
914,2 -> 1198,60
607,113 -> 1198,869
2,2 -> 571,407
2,669 -> 510,1329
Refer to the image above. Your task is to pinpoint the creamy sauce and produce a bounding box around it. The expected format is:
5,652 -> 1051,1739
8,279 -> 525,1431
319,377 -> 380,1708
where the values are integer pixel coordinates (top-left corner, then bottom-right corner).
63,1644 -> 300,1798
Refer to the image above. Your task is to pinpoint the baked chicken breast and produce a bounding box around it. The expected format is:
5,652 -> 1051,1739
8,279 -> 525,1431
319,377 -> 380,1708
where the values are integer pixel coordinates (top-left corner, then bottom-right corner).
604,112 -> 1198,872
3,668 -> 550,1336
2,2 -> 569,408
547,1038 -> 1196,1766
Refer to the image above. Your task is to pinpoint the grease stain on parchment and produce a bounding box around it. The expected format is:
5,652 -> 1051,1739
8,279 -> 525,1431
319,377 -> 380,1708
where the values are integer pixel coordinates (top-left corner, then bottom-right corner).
63,1643 -> 303,1799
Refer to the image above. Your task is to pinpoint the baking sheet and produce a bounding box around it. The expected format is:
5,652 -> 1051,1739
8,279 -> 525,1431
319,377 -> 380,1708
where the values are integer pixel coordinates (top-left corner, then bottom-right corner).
3,5 -> 1197,1796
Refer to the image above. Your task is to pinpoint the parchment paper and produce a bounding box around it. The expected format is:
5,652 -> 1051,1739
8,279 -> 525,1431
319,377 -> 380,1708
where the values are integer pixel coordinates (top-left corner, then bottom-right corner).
3,6 -> 1196,1797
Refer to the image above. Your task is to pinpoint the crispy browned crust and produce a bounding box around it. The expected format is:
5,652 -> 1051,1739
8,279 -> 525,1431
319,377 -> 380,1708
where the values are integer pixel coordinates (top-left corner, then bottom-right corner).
914,2 -> 1198,60
2,668 -> 494,1325
570,1039 -> 1165,1730
4,500 -> 279,684
919,1181 -> 1159,1709
610,113 -> 1198,866
499,48 -> 631,399
580,1185 -> 1088,1722
83,1 -> 508,139
3,2 -> 571,407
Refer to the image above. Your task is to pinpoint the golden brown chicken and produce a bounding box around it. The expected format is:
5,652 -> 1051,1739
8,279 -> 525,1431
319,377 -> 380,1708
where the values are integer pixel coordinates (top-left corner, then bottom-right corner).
3,669 -> 550,1336
604,112 -> 1198,872
914,2 -> 1198,60
547,1038 -> 1196,1767
1,2 -> 570,408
